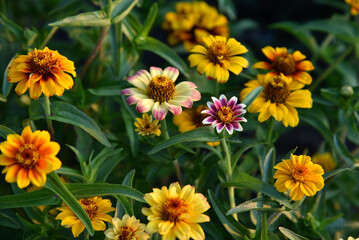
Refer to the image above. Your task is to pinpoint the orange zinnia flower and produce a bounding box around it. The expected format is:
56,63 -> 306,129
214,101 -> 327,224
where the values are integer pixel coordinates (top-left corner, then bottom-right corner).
0,126 -> 61,189
253,46 -> 314,86
7,47 -> 76,99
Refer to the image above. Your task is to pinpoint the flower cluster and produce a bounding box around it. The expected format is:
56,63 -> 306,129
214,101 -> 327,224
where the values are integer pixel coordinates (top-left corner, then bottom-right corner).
345,0 -> 359,15
104,215 -> 150,240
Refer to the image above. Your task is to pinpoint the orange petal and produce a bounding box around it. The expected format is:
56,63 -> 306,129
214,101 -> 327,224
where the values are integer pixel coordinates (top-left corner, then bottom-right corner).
17,168 -> 30,189
4,164 -> 21,183
32,130 -> 50,148
296,60 -> 314,71
35,159 -> 53,173
0,155 -> 16,166
292,71 -> 312,85
292,51 -> 306,62
38,142 -> 60,156
253,61 -> 272,70
262,46 -> 276,61
28,168 -> 47,187
21,126 -> 33,143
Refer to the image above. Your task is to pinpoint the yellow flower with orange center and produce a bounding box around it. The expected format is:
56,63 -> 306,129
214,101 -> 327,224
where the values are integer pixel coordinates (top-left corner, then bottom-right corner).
134,113 -> 161,137
188,35 -> 249,83
7,47 -> 76,99
142,182 -> 210,240
274,154 -> 324,201
345,0 -> 359,15
104,214 -> 150,240
56,197 -> 115,238
253,46 -> 314,86
240,74 -> 312,127
162,1 -> 229,51
0,126 -> 61,189
312,153 -> 337,173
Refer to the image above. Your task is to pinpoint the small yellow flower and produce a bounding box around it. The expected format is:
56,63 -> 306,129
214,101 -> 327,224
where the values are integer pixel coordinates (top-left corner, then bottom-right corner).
240,74 -> 312,127
339,237 -> 359,240
104,214 -> 150,240
345,0 -> 359,15
312,153 -> 337,173
189,35 -> 249,83
162,1 -> 229,50
274,154 -> 324,201
7,47 -> 76,99
142,182 -> 210,240
56,197 -> 115,238
0,126 -> 61,189
134,113 -> 161,136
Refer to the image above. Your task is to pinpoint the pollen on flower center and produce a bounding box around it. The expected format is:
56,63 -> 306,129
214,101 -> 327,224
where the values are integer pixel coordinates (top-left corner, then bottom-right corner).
292,164 -> 310,182
264,76 -> 290,103
80,199 -> 98,219
15,144 -> 39,168
147,75 -> 176,103
272,53 -> 296,75
217,106 -> 234,123
207,41 -> 230,65
118,226 -> 135,240
162,198 -> 187,223
28,50 -> 56,78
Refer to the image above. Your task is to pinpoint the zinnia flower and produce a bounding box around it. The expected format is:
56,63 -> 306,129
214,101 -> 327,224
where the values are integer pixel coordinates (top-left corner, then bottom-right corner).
202,94 -> 247,135
339,237 -> 359,240
0,126 -> 61,189
240,74 -> 312,127
121,67 -> 201,120
142,182 -> 210,240
7,47 -> 76,99
104,214 -> 150,240
162,1 -> 229,51
188,35 -> 249,83
345,0 -> 359,15
312,153 -> 337,173
253,46 -> 314,85
56,197 -> 115,238
274,154 -> 324,201
134,113 -> 161,136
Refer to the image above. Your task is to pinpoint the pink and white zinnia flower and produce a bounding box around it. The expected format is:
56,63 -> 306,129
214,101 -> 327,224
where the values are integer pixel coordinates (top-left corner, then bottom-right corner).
202,94 -> 247,134
121,67 -> 201,120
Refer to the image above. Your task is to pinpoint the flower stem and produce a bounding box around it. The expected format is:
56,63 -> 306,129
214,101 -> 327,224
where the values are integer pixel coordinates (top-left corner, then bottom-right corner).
214,80 -> 219,96
266,118 -> 275,146
221,137 -> 237,220
43,96 -> 55,140
40,27 -> 59,49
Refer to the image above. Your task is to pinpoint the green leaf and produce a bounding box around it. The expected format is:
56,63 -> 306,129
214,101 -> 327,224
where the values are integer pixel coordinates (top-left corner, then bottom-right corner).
139,2 -> 158,38
208,190 -> 254,239
89,147 -> 123,181
278,227 -> 309,240
97,153 -> 127,181
0,13 -> 23,40
120,101 -> 139,157
111,0 -> 139,24
0,125 -> 15,139
232,142 -> 265,170
88,85 -> 123,96
149,127 -> 219,154
48,101 -> 111,147
323,167 -> 351,180
333,134 -> 355,165
262,147 -> 275,183
116,170 -> 136,216
241,86 -> 263,108
66,144 -> 87,175
2,57 -> 14,99
227,198 -> 283,215
122,13 -> 142,41
0,210 -> 22,229
49,11 -> 111,27
56,167 -> 89,183
136,37 -> 190,78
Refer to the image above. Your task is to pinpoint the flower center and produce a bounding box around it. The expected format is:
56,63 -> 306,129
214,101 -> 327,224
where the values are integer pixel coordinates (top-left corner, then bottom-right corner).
80,199 -> 98,219
28,50 -> 56,78
207,41 -> 230,65
147,75 -> 176,103
162,198 -> 187,223
117,226 -> 135,240
272,53 -> 296,75
15,144 -> 39,168
292,164 -> 310,183
263,76 -> 290,103
217,106 -> 234,123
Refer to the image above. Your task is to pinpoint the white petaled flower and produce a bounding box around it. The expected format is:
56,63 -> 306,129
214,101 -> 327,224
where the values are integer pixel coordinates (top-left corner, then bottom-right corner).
121,66 -> 201,120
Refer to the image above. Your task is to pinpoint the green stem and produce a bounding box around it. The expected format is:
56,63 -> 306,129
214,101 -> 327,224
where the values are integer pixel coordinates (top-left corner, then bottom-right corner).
266,118 -> 275,146
43,96 -> 55,140
214,80 -> 219,96
40,27 -> 59,49
309,45 -> 354,92
221,137 -> 237,220
260,212 -> 268,240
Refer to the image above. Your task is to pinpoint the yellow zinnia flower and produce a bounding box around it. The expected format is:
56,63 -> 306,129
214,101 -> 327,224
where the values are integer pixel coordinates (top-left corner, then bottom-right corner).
142,182 -> 210,240
274,154 -> 324,201
134,113 -> 161,136
345,0 -> 359,15
0,126 -> 61,189
253,46 -> 314,86
339,237 -> 359,240
104,214 -> 150,240
7,47 -> 76,99
188,35 -> 249,83
240,74 -> 312,127
312,153 -> 337,173
162,1 -> 229,51
56,197 -> 115,238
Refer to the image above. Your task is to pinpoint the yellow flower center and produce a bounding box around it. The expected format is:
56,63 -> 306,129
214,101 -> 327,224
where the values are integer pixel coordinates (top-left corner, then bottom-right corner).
207,41 -> 230,65
80,199 -> 98,219
15,144 -> 39,168
117,226 -> 135,240
162,198 -> 187,223
29,50 -> 56,78
147,75 -> 175,103
292,164 -> 310,183
272,53 -> 296,75
217,106 -> 234,123
264,76 -> 290,103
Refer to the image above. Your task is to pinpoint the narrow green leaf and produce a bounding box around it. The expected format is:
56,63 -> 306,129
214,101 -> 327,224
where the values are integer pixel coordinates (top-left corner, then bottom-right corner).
333,134 -> 355,165
97,153 -> 127,181
227,198 -> 282,215
0,13 -> 23,40
232,142 -> 265,170
0,125 -> 15,139
149,127 -> 219,154
121,13 -> 142,41
241,86 -> 263,108
120,103 -> 139,157
49,11 -> 111,27
0,210 -> 22,229
278,227 -> 309,240
56,167 -> 89,183
262,148 -> 275,183
111,0 -> 139,24
137,37 -> 190,78
208,190 -> 254,239
139,2 -> 158,38
90,147 -> 123,170
116,170 -> 136,216
323,167 -> 350,180
2,57 -> 14,98
88,85 -> 124,96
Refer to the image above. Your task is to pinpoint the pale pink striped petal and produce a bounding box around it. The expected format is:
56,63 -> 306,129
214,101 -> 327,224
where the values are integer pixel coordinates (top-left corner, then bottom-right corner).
191,89 -> 201,101
134,69 -> 152,81
127,75 -> 148,91
136,99 -> 155,113
152,103 -> 168,120
150,67 -> 163,78
165,102 -> 182,115
162,67 -> 179,82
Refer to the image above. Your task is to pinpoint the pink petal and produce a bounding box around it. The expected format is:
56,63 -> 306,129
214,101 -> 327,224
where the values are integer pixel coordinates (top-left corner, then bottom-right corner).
216,123 -> 225,133
163,67 -> 179,81
202,116 -> 215,125
219,94 -> 228,106
227,96 -> 238,108
234,117 -> 247,122
150,67 -> 163,78
126,96 -> 139,105
232,122 -> 243,131
225,124 -> 234,135
152,104 -> 168,120
207,102 -> 217,113
166,103 -> 182,115
180,97 -> 194,108
192,89 -> 201,101
201,109 -> 215,117
211,96 -> 222,110
136,99 -> 154,113
134,69 -> 151,81
121,88 -> 132,95
234,109 -> 246,116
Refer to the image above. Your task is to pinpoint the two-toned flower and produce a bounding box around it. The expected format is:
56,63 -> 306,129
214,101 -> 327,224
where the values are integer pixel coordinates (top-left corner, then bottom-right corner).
121,67 -> 200,120
134,113 -> 161,137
